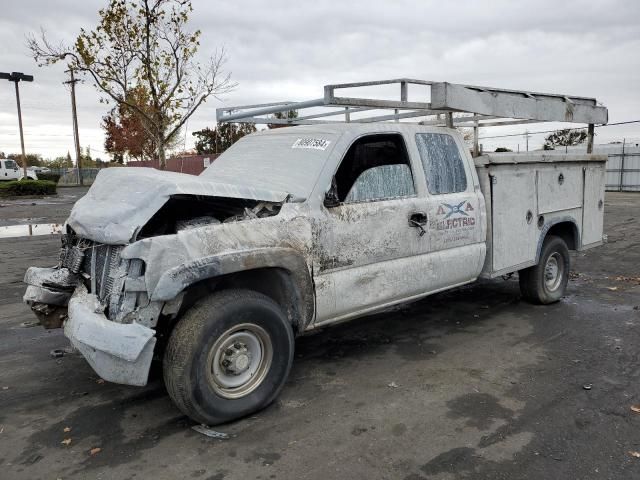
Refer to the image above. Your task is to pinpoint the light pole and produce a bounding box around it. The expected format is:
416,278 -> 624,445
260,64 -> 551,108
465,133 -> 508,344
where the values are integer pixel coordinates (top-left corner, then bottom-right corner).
64,69 -> 83,185
1,72 -> 34,178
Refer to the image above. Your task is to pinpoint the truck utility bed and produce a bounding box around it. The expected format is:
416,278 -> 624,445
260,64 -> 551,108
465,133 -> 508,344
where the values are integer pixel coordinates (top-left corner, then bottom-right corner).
475,153 -> 607,277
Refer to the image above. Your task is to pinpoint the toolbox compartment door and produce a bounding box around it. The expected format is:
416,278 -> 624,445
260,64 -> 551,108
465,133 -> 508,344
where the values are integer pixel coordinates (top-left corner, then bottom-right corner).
537,167 -> 583,214
491,168 -> 538,272
582,166 -> 606,246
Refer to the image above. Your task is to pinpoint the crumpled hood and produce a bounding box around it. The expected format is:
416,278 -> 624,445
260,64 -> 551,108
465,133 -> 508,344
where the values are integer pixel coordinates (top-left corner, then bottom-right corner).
67,167 -> 289,244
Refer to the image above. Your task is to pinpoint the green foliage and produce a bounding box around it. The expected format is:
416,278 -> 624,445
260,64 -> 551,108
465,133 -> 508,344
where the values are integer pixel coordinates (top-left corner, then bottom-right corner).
193,123 -> 256,154
43,155 -> 74,169
37,173 -> 62,183
0,180 -> 57,197
544,129 -> 588,150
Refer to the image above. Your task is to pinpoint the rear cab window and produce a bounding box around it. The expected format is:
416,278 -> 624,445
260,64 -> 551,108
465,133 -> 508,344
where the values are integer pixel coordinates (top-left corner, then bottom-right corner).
415,133 -> 468,194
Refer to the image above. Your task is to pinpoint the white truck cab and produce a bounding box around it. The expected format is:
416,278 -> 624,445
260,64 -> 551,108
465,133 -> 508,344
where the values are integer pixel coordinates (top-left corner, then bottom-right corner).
0,159 -> 37,180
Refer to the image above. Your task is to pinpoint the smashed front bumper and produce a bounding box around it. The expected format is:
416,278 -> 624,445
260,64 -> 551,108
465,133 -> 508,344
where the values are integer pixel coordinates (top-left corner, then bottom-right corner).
24,265 -> 156,386
64,285 -> 157,386
24,266 -> 78,328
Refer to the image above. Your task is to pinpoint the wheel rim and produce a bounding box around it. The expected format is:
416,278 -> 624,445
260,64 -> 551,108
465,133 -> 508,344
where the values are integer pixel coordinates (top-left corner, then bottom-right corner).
206,323 -> 273,399
544,252 -> 564,292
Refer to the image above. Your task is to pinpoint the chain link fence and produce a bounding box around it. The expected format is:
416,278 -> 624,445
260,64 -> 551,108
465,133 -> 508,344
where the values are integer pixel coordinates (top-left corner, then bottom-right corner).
44,167 -> 105,186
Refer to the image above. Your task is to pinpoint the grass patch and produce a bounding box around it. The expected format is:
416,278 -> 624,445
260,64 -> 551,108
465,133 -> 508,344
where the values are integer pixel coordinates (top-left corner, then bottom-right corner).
0,180 -> 57,197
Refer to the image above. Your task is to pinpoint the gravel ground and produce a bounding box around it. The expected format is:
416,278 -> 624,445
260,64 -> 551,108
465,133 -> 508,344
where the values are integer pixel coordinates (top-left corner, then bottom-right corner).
0,188 -> 638,480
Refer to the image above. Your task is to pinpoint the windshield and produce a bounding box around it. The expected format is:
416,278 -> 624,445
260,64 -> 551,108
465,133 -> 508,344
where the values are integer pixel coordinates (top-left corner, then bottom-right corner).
200,132 -> 338,199
4,160 -> 17,169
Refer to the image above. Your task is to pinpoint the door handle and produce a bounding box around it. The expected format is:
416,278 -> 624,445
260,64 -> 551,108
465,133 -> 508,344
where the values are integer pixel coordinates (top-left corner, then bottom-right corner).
409,212 -> 427,225
409,212 -> 428,236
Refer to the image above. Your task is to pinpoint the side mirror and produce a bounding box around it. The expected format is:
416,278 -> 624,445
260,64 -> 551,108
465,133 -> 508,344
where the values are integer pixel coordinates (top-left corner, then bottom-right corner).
324,191 -> 340,208
323,178 -> 340,208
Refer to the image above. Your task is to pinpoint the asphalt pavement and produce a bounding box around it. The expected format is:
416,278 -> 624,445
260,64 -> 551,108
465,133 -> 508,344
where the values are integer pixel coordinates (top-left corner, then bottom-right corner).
0,188 -> 639,480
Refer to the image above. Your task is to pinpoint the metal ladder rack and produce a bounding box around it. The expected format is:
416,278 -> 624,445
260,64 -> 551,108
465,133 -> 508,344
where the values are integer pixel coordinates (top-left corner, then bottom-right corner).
216,78 -> 608,154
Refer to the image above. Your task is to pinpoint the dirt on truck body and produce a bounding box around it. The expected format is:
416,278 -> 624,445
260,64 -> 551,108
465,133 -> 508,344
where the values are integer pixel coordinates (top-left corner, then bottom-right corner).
23,80 -> 608,425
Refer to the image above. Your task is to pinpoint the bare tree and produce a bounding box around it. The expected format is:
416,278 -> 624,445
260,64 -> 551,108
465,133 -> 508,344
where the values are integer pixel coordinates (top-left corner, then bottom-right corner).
27,0 -> 236,169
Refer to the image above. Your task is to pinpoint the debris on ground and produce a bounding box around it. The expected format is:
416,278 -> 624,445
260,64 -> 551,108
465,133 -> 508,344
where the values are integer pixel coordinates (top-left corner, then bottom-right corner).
387,381 -> 399,388
630,405 -> 640,414
49,347 -> 75,358
20,321 -> 40,328
614,276 -> 640,285
583,384 -> 592,390
192,424 -> 230,439
96,379 -> 105,384
63,426 -> 71,432
61,438 -> 72,446
629,451 -> 640,458
89,447 -> 101,455
607,287 -> 618,291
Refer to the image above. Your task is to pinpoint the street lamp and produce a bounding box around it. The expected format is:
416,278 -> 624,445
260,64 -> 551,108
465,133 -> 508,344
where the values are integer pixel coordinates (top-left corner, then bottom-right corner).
1,72 -> 34,179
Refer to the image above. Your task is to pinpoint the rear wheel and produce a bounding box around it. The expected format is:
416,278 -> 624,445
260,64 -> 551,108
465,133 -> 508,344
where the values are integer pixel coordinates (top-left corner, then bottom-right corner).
519,235 -> 570,304
163,289 -> 294,425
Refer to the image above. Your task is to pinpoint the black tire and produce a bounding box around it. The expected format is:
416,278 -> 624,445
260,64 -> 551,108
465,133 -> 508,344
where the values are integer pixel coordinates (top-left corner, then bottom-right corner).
519,235 -> 570,304
163,289 -> 294,425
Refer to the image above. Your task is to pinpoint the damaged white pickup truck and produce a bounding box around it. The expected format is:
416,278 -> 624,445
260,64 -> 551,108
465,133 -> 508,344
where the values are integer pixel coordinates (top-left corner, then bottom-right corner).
23,80 -> 608,425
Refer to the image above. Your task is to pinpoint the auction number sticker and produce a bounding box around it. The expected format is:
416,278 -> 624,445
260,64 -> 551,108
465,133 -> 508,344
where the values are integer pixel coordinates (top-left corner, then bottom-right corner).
292,138 -> 331,150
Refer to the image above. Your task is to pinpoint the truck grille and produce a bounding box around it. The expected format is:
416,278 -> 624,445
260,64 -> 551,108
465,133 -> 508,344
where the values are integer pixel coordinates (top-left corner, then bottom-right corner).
77,241 -> 124,304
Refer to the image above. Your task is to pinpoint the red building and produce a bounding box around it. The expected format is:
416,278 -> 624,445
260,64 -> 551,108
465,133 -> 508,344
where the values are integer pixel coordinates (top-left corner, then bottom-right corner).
127,154 -> 219,176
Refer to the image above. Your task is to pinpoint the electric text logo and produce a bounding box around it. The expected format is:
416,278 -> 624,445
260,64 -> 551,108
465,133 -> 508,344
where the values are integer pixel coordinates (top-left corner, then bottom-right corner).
434,201 -> 476,230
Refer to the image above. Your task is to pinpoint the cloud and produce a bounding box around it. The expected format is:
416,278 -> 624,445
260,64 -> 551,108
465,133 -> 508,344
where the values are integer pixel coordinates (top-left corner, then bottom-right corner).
0,0 -> 638,157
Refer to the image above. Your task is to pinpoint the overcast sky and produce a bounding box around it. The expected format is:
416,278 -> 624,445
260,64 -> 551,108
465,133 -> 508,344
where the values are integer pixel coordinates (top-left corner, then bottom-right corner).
0,0 -> 639,159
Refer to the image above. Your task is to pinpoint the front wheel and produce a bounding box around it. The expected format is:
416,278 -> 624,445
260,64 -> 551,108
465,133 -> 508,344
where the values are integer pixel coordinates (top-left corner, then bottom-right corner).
519,235 -> 570,304
163,289 -> 294,425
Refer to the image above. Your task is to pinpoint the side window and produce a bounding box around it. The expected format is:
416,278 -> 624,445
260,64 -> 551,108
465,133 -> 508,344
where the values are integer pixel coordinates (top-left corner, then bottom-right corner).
345,164 -> 414,203
415,133 -> 467,194
332,134 -> 415,204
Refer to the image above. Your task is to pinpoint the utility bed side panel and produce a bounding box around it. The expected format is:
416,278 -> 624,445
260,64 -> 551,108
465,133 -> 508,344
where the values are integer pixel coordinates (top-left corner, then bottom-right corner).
476,154 -> 606,278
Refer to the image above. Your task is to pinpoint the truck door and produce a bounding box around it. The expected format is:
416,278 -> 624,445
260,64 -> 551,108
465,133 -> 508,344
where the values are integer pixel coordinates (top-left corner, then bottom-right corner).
411,132 -> 486,291
2,159 -> 21,180
313,133 -> 430,324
